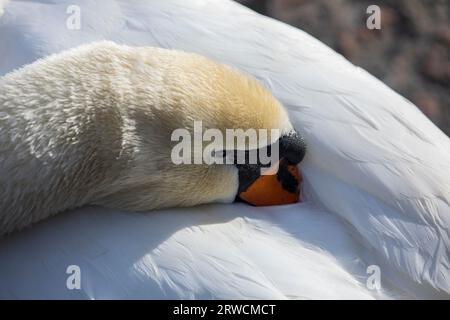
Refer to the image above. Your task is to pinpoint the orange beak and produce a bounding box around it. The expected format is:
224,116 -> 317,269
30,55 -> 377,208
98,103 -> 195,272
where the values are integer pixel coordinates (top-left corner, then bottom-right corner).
237,158 -> 303,206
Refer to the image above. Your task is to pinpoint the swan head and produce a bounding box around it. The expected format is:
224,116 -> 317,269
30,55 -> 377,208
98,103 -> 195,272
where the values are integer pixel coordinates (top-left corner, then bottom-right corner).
90,44 -> 306,211
0,42 -> 306,235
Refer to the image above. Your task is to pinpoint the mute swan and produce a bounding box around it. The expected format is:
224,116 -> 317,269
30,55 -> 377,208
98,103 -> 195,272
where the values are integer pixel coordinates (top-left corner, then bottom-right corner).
0,0 -> 448,299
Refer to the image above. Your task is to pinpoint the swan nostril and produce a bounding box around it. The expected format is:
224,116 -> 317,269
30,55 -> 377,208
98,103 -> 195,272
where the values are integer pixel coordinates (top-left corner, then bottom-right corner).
279,130 -> 307,165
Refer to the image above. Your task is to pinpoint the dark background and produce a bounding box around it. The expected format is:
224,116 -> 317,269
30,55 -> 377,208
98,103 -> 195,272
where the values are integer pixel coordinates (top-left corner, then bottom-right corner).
240,0 -> 450,136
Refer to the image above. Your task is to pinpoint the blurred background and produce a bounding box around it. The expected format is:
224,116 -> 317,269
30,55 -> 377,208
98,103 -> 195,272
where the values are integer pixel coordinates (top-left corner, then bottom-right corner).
239,0 -> 450,136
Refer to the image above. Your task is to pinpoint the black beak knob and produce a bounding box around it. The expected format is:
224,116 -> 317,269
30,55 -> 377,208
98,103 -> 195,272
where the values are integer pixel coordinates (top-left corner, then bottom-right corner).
279,130 -> 307,165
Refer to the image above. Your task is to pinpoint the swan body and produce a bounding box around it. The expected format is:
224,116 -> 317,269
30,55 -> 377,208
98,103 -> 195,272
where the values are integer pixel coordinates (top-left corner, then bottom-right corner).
0,0 -> 449,299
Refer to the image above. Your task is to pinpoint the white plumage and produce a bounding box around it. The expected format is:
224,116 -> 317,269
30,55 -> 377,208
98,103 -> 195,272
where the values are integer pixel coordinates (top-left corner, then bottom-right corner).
0,0 -> 449,299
